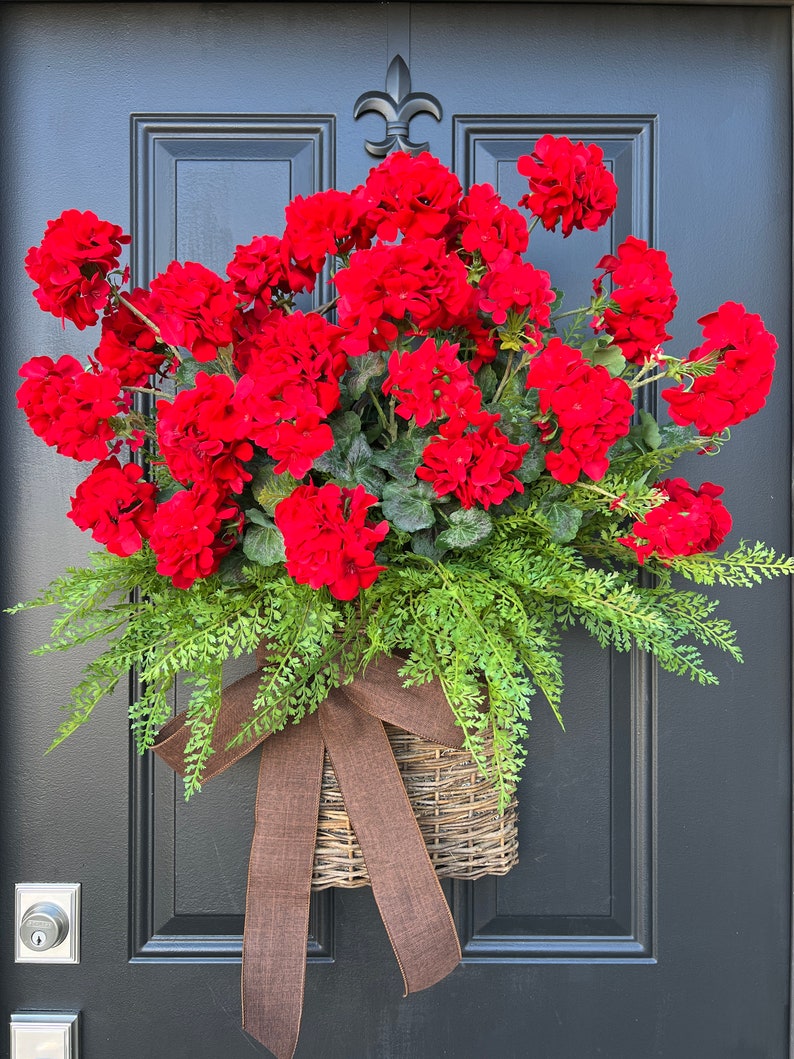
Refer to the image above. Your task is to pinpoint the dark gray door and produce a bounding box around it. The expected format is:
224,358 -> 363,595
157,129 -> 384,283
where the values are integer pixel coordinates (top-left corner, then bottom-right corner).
2,4 -> 791,1057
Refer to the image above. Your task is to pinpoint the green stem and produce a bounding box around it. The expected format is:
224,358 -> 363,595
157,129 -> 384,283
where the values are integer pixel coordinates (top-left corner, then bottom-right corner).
366,385 -> 390,433
492,350 -> 515,403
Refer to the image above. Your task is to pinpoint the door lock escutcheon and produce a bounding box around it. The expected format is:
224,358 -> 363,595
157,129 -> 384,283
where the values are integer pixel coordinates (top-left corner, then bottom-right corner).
15,884 -> 80,963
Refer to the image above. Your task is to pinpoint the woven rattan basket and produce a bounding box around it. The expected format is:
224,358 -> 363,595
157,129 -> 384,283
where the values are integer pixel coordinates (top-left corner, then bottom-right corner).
312,724 -> 519,889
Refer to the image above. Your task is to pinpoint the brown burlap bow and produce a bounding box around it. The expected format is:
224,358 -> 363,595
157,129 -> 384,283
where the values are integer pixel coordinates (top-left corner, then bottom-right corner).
152,653 -> 464,1059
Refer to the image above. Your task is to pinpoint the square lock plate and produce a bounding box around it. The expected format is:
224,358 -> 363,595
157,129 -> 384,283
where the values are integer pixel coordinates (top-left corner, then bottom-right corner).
15,883 -> 80,964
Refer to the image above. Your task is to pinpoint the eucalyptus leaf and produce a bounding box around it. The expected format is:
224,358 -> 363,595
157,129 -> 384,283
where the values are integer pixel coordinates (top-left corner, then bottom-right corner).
639,409 -> 662,450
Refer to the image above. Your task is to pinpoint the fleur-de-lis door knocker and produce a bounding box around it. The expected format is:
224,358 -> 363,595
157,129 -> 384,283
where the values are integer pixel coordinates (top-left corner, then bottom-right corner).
354,54 -> 442,157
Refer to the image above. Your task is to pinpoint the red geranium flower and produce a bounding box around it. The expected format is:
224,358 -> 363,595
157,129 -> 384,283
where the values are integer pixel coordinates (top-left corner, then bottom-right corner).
226,234 -> 309,318
593,236 -> 678,364
148,485 -> 243,589
274,482 -> 389,600
148,261 -> 240,362
17,354 -> 128,461
417,410 -> 529,509
283,189 -> 374,276
93,288 -> 174,386
25,209 -> 130,329
68,456 -> 157,556
526,338 -> 634,483
455,183 -> 529,264
334,239 -> 474,357
156,371 -> 253,495
477,256 -> 554,330
354,151 -> 462,244
517,135 -> 617,237
617,478 -> 732,564
662,301 -> 777,435
382,339 -> 480,427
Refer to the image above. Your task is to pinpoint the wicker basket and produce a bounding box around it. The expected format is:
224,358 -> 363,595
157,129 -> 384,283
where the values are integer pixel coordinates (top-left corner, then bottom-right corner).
312,724 -> 519,889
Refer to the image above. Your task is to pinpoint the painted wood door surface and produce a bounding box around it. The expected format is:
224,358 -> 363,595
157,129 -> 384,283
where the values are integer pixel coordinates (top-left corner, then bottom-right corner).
1,4 -> 791,1057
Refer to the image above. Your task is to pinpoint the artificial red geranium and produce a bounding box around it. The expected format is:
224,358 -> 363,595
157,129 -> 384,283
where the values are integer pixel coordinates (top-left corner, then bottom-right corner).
662,301 -> 777,435
354,150 -> 462,244
93,288 -> 174,387
593,236 -> 678,364
155,371 -> 253,495
24,209 -> 130,329
148,261 -> 240,362
148,485 -> 243,589
334,238 -> 474,356
274,481 -> 389,600
17,354 -> 129,462
526,337 -> 634,484
617,478 -> 732,564
417,411 -> 529,509
382,339 -> 480,427
68,456 -> 157,557
517,134 -> 617,237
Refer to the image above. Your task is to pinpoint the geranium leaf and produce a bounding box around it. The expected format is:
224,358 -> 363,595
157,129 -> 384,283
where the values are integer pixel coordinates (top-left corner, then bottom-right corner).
639,409 -> 662,450
242,524 -> 286,567
587,343 -> 626,377
343,351 -> 386,400
252,468 -> 300,515
371,434 -> 428,481
381,480 -> 436,531
436,507 -> 493,549
539,500 -> 583,543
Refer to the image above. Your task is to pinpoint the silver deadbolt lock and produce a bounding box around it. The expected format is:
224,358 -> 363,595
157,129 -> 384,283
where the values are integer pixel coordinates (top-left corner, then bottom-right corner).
19,901 -> 69,951
15,884 -> 80,963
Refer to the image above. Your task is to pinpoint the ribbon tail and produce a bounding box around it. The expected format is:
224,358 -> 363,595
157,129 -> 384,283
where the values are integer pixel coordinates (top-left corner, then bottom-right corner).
242,711 -> 325,1059
319,691 -> 462,995
151,669 -> 268,780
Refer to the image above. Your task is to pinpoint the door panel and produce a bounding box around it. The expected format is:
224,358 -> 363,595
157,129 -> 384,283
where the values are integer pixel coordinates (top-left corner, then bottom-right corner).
1,4 -> 790,1058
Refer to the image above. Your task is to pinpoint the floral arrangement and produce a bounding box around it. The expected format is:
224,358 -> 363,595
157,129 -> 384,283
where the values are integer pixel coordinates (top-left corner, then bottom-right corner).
13,140 -> 794,810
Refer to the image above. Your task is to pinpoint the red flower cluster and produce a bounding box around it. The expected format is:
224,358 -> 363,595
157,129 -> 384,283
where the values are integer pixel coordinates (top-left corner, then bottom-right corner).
477,258 -> 554,330
148,261 -> 239,362
235,311 -> 348,476
455,182 -> 529,264
283,189 -> 373,276
148,486 -> 243,589
156,372 -> 253,495
17,354 -> 128,461
274,482 -> 389,600
382,339 -> 478,428
334,239 -> 473,357
417,411 -> 529,510
24,209 -> 130,329
68,457 -> 156,557
526,338 -> 634,483
617,478 -> 732,564
226,234 -> 307,319
517,135 -> 618,238
662,301 -> 777,435
593,236 -> 678,363
93,288 -> 173,387
355,151 -> 462,243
